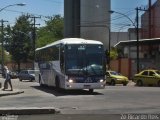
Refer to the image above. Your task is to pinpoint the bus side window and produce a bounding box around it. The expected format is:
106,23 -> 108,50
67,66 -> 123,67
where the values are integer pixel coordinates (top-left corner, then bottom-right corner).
60,46 -> 65,73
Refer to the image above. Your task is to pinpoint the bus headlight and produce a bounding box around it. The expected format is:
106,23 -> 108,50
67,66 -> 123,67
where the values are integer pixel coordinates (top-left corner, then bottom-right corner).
100,79 -> 104,83
68,79 -> 74,83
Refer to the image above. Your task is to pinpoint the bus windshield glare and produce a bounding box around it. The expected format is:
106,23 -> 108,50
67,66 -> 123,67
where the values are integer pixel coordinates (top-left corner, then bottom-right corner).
65,44 -> 104,76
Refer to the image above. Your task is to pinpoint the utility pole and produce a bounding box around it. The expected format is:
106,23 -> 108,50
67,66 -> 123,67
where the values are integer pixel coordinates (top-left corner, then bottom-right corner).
135,7 -> 147,73
149,0 -> 152,38
29,16 -> 40,69
136,7 -> 140,73
108,27 -> 111,70
1,19 -> 8,77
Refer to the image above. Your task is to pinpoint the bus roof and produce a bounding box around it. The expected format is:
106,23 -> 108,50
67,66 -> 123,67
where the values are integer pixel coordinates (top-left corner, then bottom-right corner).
36,38 -> 103,51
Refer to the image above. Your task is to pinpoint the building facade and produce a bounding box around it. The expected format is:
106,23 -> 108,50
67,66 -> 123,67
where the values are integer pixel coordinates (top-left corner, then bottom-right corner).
111,32 -> 129,46
112,0 -> 160,76
64,0 -> 111,49
141,0 -> 160,39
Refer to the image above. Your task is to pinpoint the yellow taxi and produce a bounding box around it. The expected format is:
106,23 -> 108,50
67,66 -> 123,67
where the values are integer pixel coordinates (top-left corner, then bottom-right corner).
133,69 -> 160,86
105,71 -> 129,86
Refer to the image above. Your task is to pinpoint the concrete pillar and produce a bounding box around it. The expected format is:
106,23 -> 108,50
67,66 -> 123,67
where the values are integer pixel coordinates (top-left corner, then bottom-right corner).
64,0 -> 80,38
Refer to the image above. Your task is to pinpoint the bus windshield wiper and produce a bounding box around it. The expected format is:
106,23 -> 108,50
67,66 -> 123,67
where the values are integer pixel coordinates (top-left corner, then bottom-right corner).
86,64 -> 103,76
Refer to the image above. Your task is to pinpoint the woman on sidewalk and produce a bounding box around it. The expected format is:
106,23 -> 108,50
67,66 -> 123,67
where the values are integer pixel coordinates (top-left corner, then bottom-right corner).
2,66 -> 13,91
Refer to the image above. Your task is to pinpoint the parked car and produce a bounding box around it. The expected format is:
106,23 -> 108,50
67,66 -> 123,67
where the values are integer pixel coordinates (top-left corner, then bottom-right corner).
18,70 -> 35,82
10,71 -> 18,79
133,69 -> 160,86
105,71 -> 129,86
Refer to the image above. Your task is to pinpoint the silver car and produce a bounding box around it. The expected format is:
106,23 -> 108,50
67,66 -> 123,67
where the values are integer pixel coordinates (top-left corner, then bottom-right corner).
18,70 -> 35,82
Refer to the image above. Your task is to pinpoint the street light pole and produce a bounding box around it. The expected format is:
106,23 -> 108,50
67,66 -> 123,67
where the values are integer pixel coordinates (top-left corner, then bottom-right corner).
109,10 -> 136,27
117,24 -> 131,43
109,10 -> 140,73
0,3 -> 26,12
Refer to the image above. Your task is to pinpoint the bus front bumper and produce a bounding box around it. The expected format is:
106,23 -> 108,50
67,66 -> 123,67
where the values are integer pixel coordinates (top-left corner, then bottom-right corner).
64,82 -> 105,90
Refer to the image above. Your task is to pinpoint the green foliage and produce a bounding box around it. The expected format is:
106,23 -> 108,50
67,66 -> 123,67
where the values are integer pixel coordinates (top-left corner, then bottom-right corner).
1,14 -> 64,68
0,47 -> 12,63
4,51 -> 12,63
110,47 -> 118,60
36,15 -> 64,48
8,14 -> 33,63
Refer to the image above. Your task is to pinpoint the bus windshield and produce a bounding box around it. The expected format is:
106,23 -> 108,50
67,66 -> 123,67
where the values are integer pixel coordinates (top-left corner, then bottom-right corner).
65,44 -> 104,76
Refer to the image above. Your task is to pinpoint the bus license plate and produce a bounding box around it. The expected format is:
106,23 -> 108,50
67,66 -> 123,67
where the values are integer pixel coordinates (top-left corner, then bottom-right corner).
84,85 -> 91,89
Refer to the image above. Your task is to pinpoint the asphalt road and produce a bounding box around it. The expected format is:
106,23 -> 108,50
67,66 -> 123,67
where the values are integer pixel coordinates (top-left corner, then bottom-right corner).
0,78 -> 160,117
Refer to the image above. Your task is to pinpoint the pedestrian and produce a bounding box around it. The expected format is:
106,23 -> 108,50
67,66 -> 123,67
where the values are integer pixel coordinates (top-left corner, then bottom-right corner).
2,66 -> 13,91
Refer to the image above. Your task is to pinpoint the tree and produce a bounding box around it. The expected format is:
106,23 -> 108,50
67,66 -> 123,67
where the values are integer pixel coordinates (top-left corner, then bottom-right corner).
36,15 -> 64,48
0,25 -> 12,64
2,14 -> 64,71
8,15 -> 32,72
110,47 -> 118,60
0,46 -> 11,64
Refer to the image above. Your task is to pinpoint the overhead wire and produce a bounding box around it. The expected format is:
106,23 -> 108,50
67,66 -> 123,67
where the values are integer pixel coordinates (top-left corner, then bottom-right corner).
4,9 -> 57,19
35,0 -> 63,4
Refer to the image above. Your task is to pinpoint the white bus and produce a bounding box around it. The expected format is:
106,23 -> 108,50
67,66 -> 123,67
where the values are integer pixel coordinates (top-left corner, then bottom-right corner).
35,38 -> 106,92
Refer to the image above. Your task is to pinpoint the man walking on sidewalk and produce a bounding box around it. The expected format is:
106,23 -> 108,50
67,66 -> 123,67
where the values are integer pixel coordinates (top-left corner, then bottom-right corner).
2,66 -> 13,91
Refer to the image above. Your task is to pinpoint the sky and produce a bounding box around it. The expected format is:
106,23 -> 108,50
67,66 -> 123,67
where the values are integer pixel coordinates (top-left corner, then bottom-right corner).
111,0 -> 157,31
0,0 -> 64,26
0,0 -> 157,29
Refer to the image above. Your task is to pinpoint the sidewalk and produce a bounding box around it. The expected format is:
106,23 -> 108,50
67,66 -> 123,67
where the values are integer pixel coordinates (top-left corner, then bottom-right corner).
0,76 -> 24,97
0,88 -> 24,97
0,77 -> 60,115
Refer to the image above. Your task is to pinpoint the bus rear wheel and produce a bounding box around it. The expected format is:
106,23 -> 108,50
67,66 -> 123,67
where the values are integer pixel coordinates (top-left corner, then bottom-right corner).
89,89 -> 94,93
55,77 -> 60,89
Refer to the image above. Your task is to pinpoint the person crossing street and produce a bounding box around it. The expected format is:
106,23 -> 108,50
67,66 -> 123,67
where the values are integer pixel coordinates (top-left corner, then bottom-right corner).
2,66 -> 13,91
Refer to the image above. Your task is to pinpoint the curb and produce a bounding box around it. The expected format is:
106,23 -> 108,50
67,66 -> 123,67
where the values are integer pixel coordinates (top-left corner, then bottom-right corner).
0,90 -> 24,97
0,107 -> 60,115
